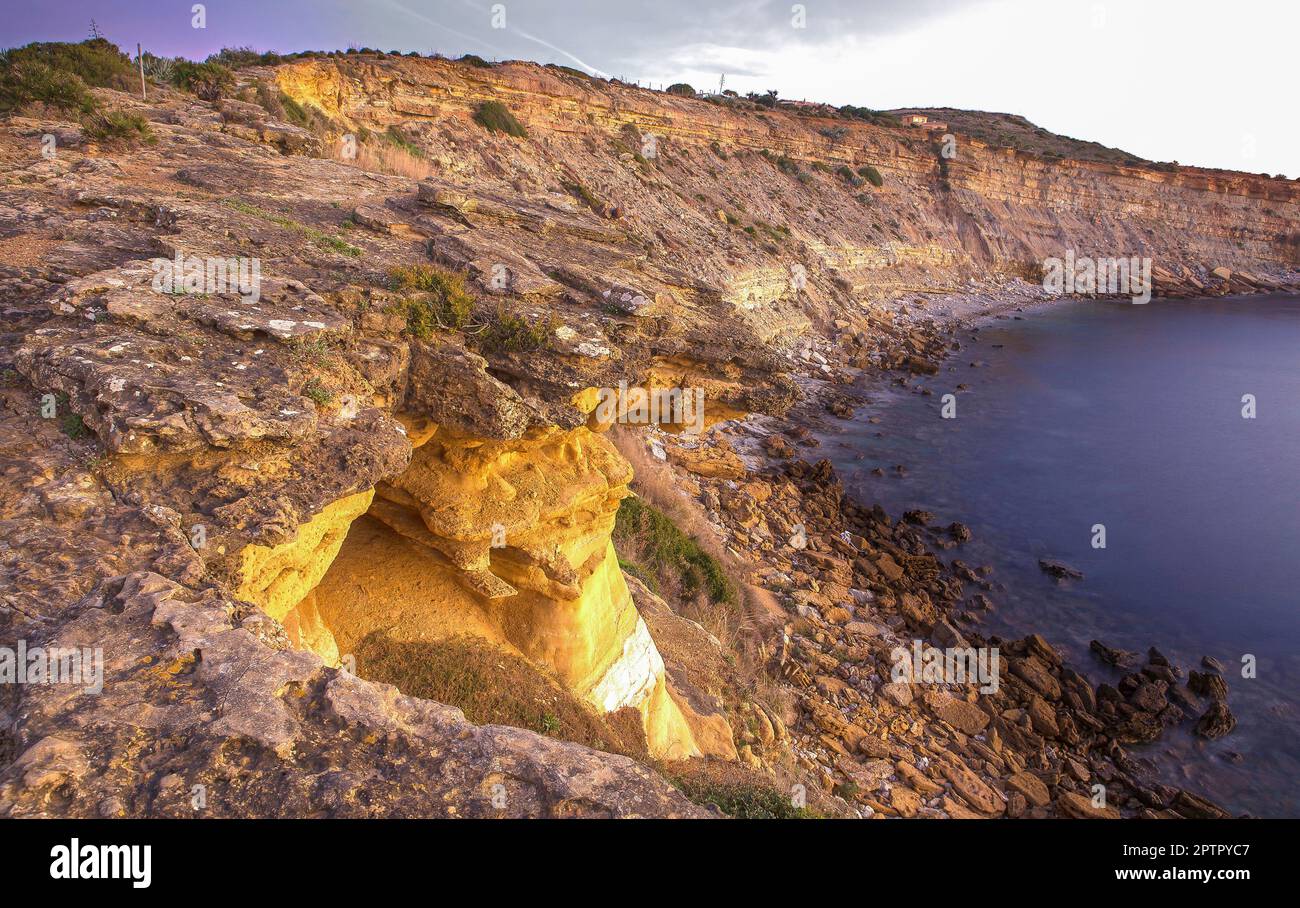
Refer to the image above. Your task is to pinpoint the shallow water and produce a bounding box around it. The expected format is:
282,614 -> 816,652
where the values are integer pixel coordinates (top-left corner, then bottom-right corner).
821,295 -> 1300,817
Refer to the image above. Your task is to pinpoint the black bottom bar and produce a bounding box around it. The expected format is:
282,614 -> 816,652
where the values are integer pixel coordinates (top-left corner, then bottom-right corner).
1,818 -> 1287,894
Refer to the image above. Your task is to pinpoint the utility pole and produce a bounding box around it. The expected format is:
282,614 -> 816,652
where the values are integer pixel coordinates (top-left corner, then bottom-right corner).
138,43 -> 147,101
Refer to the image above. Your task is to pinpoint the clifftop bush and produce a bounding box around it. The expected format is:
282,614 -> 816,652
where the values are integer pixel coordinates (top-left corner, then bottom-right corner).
0,39 -> 153,147
170,60 -> 234,101
1,38 -> 135,91
0,37 -> 134,115
206,46 -> 283,69
0,60 -> 97,114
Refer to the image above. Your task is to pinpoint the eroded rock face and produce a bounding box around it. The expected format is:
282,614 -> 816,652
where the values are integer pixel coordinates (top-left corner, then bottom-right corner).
0,572 -> 706,818
234,488 -> 375,665
257,421 -> 723,761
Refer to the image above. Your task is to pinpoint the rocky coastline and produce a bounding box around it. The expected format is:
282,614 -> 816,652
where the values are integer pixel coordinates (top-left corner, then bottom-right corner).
2,45 -> 1291,818
647,287 -> 1244,818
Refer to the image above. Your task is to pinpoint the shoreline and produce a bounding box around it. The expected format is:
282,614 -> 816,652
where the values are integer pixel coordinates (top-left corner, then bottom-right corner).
648,286 -> 1280,818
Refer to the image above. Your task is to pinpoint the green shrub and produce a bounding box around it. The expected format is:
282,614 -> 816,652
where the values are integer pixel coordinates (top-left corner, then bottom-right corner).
458,53 -> 493,68
666,775 -> 817,819
473,100 -> 528,137
252,80 -> 285,118
617,556 -> 661,595
858,164 -> 883,187
839,105 -> 899,127
561,179 -> 602,211
547,64 -> 593,81
382,125 -> 425,158
774,154 -> 801,176
301,378 -> 332,406
2,38 -> 134,90
836,164 -> 865,187
83,108 -> 155,146
207,46 -> 282,69
50,391 -> 88,440
276,92 -> 327,130
666,83 -> 696,97
170,60 -> 234,100
390,263 -> 475,335
0,60 -> 97,114
614,496 -> 737,606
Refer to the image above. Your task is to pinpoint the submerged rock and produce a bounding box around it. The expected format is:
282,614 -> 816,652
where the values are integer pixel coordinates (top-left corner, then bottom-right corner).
1038,558 -> 1084,580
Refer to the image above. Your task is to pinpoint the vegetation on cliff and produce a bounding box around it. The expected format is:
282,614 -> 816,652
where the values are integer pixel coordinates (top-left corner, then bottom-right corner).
0,38 -> 153,145
663,764 -> 820,818
614,495 -> 737,608
389,263 -> 476,334
473,99 -> 528,138
476,307 -> 556,353
0,37 -> 136,94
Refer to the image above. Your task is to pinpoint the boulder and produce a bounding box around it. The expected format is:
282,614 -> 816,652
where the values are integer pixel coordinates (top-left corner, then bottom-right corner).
1194,700 -> 1237,739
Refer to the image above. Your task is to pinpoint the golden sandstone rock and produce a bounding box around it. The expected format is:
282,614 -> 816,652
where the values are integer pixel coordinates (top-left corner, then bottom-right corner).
234,488 -> 375,663
233,422 -> 722,760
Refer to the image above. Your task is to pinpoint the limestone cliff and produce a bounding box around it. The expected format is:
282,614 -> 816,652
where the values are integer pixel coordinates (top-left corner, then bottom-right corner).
274,54 -> 1298,302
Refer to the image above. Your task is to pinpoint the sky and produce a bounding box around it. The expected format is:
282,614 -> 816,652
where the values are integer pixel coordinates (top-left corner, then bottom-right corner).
4,0 -> 1296,177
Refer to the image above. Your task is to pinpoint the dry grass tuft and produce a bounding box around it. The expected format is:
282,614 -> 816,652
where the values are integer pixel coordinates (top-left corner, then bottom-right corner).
354,632 -> 648,759
331,136 -> 435,180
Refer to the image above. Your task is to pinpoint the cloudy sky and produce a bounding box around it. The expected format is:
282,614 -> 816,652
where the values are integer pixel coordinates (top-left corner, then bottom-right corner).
7,0 -> 1297,176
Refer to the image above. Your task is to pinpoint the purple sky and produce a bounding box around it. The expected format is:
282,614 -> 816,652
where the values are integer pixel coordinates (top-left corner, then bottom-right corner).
4,1 -> 386,60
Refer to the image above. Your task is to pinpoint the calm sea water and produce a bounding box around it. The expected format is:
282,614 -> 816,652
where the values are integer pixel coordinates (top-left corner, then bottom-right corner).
821,295 -> 1300,817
